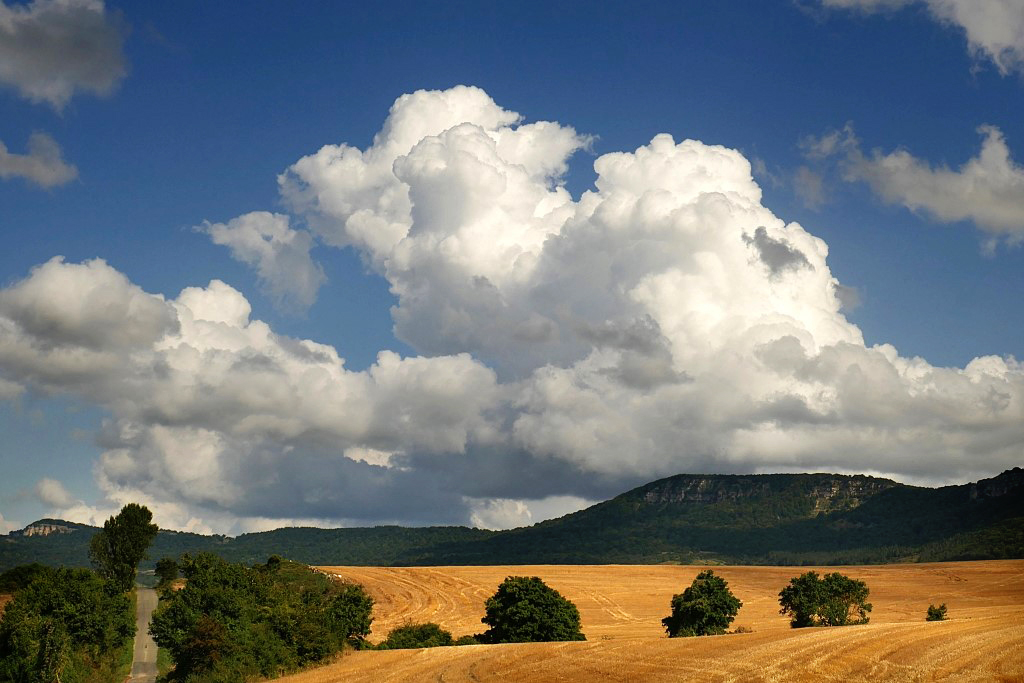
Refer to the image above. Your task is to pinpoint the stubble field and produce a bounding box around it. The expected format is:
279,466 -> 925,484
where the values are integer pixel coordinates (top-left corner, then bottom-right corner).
275,560 -> 1024,682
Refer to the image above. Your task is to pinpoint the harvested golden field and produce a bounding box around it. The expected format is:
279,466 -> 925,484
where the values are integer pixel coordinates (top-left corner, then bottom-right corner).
276,560 -> 1024,682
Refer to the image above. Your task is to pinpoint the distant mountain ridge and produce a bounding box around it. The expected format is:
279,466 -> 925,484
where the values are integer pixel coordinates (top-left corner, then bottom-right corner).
447,469 -> 1024,565
2,468 -> 1021,571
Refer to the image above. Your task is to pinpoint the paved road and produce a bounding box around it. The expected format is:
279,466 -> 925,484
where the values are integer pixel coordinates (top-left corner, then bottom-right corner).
129,587 -> 158,683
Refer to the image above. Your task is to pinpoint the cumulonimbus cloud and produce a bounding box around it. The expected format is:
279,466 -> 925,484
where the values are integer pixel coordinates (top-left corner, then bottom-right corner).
0,0 -> 127,109
2,87 -> 1022,533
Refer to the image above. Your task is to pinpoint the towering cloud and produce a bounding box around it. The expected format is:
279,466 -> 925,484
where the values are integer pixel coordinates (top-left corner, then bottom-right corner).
4,87 -> 1023,533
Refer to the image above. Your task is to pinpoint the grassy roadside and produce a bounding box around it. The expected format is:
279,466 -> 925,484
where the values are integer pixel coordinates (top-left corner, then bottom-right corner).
107,634 -> 135,683
156,646 -> 174,681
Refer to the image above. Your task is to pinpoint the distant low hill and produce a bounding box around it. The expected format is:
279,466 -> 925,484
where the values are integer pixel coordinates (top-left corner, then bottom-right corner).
3,468 -> 1021,572
420,468 -> 1024,565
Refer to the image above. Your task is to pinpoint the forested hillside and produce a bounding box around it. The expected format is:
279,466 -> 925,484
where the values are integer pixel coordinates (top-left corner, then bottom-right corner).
0,522 -> 494,572
424,469 -> 1024,565
3,469 -> 1021,570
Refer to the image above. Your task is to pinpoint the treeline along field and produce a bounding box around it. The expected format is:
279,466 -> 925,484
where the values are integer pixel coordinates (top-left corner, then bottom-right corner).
149,554 -> 373,682
4,469 -> 1023,572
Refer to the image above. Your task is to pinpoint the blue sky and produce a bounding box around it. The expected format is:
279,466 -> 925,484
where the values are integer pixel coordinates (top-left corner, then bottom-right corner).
1,0 -> 1022,534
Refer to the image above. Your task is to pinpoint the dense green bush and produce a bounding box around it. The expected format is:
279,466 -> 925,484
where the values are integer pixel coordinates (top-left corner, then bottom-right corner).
479,576 -> 585,643
926,603 -> 947,621
150,554 -> 373,682
378,622 -> 453,649
778,571 -> 872,628
154,558 -> 179,588
662,570 -> 742,637
0,564 -> 50,595
0,566 -> 134,683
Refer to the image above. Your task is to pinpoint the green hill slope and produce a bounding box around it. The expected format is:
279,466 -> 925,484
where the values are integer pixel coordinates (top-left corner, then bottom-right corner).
417,469 -> 1024,565
2,468 -> 1021,571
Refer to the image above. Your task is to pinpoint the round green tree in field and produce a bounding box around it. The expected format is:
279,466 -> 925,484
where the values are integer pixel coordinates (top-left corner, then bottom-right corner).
778,571 -> 872,628
480,576 -> 586,643
662,569 -> 743,637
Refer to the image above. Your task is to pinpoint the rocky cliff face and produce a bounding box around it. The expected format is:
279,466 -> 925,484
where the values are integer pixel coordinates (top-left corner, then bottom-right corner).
970,467 -> 1024,500
805,478 -> 899,515
11,522 -> 76,537
641,477 -> 770,505
638,473 -> 899,515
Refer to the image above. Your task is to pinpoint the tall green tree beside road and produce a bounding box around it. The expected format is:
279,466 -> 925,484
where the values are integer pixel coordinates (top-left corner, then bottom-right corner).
89,503 -> 159,593
662,570 -> 742,637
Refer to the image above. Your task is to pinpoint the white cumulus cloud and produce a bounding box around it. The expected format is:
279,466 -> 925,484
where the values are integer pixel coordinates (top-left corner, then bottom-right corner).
819,0 -> 1024,75
807,123 -> 1024,247
1,86 -> 1023,533
0,252 -> 502,531
467,497 -> 533,530
201,211 -> 327,313
0,512 -> 20,534
0,0 -> 127,109
35,477 -> 74,508
0,132 -> 77,188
